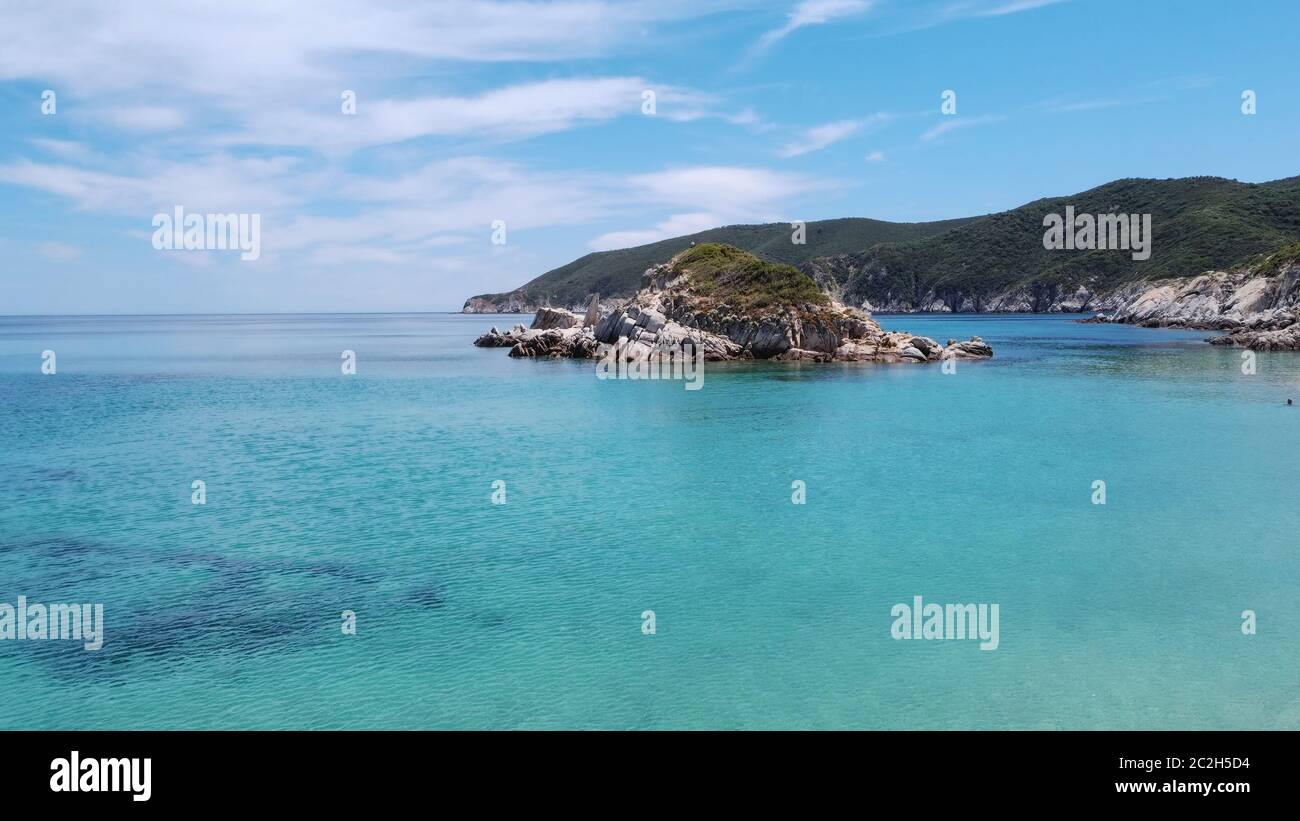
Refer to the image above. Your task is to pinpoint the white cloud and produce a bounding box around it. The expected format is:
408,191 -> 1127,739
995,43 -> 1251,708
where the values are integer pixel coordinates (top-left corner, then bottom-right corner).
0,1 -> 747,157
0,1 -> 856,309
307,245 -> 410,267
274,157 -> 617,256
779,113 -> 891,157
975,0 -> 1068,16
0,155 -> 303,213
101,105 -> 187,131
37,241 -> 83,261
755,0 -> 872,52
865,150 -> 886,162
587,165 -> 837,250
920,114 -> 1004,142
229,78 -> 715,150
726,107 -> 771,129
650,87 -> 751,124
0,2 -> 742,154
3,146 -> 837,280
0,160 -> 155,211
629,165 -> 832,214
865,0 -> 1070,35
781,120 -> 860,157
588,212 -> 722,251
0,1 -> 725,95
1040,96 -> 1163,113
29,139 -> 96,162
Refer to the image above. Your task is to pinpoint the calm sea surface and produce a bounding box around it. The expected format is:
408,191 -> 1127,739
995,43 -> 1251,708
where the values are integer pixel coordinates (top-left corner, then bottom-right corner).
1,312 -> 1297,729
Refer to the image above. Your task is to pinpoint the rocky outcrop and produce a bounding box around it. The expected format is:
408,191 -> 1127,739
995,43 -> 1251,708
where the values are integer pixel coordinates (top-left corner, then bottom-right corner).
1210,324 -> 1300,351
507,326 -> 601,359
531,307 -> 582,330
473,323 -> 600,358
472,307 -> 592,354
1088,268 -> 1299,329
592,266 -> 951,364
473,323 -> 526,347
591,297 -> 744,361
476,249 -> 994,365
1085,256 -> 1300,349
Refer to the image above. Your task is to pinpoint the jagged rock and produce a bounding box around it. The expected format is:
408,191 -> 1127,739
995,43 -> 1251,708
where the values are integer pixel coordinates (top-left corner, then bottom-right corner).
636,307 -> 666,334
1208,322 -> 1300,351
1089,262 -> 1300,332
473,324 -> 529,347
641,264 -> 679,293
531,307 -> 582,330
507,326 -> 599,358
908,336 -> 940,358
472,326 -> 506,347
944,337 -> 994,358
833,340 -> 878,361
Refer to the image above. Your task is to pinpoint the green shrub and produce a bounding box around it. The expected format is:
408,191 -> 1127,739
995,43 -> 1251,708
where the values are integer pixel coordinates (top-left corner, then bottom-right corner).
671,243 -> 830,310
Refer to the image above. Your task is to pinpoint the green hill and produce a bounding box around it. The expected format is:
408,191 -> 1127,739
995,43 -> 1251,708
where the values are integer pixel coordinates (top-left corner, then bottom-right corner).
831,175 -> 1300,310
462,175 -> 1300,313
461,216 -> 975,311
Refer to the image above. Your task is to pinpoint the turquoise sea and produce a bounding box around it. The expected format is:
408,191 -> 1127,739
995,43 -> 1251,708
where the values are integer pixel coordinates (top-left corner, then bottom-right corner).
1,312 -> 1297,729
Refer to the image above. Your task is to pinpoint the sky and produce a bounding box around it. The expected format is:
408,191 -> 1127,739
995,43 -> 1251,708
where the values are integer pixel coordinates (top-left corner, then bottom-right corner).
1,0 -> 1298,314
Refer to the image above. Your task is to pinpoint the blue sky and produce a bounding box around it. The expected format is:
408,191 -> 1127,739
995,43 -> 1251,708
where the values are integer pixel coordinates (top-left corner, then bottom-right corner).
1,0 -> 1298,313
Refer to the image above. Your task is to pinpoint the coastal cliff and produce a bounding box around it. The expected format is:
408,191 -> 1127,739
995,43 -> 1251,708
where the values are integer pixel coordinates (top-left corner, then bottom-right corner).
801,254 -> 1100,313
474,244 -> 992,364
1084,245 -> 1300,350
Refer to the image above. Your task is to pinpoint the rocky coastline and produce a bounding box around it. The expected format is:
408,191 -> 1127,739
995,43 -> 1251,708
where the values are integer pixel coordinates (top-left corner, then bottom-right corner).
468,242 -> 1300,355
1081,253 -> 1300,350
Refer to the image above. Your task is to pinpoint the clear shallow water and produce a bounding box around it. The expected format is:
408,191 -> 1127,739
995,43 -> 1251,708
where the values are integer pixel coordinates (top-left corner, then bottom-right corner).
1,312 -> 1298,729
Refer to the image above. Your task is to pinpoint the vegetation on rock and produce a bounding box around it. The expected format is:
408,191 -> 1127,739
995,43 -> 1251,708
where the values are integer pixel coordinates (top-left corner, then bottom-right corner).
670,243 -> 829,310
